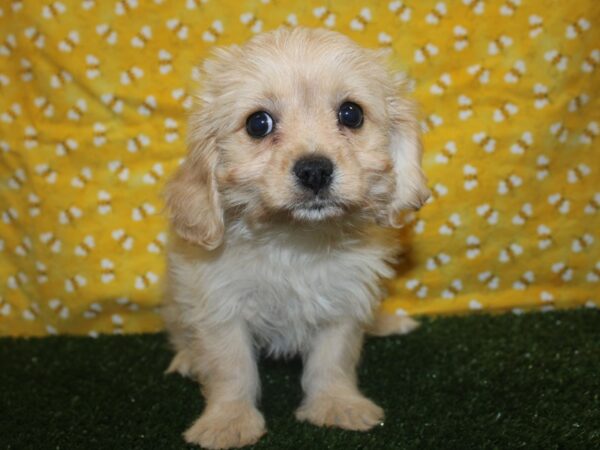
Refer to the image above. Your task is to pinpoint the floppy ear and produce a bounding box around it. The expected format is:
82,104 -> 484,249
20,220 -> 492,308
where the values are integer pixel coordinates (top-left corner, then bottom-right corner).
384,75 -> 431,228
164,109 -> 224,250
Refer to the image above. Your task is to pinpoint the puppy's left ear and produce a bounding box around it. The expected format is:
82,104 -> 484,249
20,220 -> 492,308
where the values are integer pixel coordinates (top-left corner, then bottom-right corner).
383,75 -> 431,227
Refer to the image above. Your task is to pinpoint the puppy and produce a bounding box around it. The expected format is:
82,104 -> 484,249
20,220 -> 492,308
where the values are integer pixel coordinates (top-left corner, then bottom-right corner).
163,27 -> 429,449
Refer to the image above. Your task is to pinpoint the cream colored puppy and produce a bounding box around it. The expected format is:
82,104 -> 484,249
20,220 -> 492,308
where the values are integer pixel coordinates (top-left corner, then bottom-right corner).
163,27 -> 429,449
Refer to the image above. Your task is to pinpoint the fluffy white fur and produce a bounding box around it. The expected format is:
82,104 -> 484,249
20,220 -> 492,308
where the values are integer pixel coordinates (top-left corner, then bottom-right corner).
163,27 -> 429,449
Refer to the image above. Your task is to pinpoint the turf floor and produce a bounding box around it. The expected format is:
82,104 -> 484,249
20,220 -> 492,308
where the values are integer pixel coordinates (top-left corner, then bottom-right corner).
1,309 -> 599,449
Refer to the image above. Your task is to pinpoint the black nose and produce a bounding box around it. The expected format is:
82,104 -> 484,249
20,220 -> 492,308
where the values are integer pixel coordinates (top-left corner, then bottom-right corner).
293,156 -> 334,194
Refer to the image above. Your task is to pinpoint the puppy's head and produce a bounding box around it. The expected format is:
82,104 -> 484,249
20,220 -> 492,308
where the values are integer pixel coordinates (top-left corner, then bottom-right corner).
166,28 -> 429,249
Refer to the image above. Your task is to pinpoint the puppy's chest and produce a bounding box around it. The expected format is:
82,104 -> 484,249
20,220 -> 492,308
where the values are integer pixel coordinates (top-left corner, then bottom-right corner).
227,243 -> 388,356
229,238 -> 395,330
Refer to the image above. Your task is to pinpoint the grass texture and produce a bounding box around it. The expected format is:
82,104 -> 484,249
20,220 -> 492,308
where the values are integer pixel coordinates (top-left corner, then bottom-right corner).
1,309 -> 599,449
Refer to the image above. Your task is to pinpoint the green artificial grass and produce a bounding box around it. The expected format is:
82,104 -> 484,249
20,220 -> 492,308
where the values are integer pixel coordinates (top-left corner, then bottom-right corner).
1,309 -> 599,449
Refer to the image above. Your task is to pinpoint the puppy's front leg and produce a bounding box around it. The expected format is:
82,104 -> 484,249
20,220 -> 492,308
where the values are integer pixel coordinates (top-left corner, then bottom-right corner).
183,320 -> 265,449
296,321 -> 384,431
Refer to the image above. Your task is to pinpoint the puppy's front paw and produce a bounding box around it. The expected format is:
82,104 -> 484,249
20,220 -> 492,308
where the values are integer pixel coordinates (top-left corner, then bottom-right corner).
295,394 -> 384,431
184,403 -> 266,449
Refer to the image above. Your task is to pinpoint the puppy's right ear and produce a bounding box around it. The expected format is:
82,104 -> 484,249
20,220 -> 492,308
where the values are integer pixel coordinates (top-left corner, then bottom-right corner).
165,110 -> 224,250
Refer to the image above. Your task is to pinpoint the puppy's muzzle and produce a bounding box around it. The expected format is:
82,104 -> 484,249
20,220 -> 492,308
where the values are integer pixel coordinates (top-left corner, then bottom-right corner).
293,156 -> 334,195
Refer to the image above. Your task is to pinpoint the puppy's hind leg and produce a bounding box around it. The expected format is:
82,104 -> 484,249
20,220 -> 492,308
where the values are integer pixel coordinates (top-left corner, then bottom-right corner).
365,308 -> 420,337
165,348 -> 196,378
163,303 -> 199,378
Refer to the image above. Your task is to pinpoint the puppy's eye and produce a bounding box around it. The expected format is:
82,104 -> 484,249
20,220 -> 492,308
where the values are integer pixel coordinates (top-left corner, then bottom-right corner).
246,111 -> 274,138
338,102 -> 364,129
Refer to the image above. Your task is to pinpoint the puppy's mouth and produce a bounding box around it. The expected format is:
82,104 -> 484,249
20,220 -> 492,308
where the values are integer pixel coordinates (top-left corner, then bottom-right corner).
289,197 -> 346,222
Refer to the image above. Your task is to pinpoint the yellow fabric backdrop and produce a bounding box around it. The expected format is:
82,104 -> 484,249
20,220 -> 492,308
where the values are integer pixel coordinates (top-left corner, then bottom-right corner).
0,0 -> 598,336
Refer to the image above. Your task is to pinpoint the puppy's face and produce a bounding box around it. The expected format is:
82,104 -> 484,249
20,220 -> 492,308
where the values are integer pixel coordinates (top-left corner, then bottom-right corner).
166,28 -> 429,249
